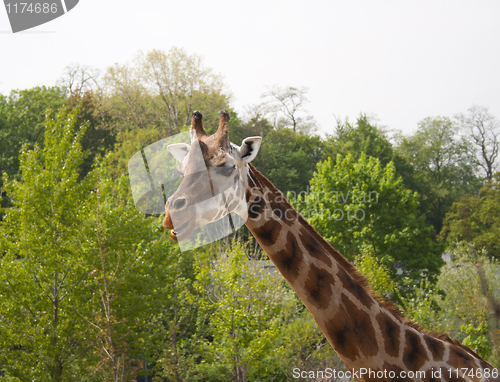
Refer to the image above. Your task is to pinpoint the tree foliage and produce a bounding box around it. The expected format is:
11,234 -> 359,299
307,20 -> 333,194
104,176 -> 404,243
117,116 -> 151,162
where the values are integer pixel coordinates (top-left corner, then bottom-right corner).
440,174 -> 500,259
274,311 -> 343,382
103,47 -> 229,135
67,91 -> 116,178
436,243 -> 500,364
253,129 -> 323,194
354,247 -> 397,297
146,241 -> 201,382
291,153 -> 444,283
193,244 -> 293,382
325,115 -> 395,166
396,116 -> 480,233
3,71 -> 500,379
399,243 -> 500,365
0,109 -> 176,381
0,86 -> 67,186
0,108 -> 95,381
324,115 -> 418,193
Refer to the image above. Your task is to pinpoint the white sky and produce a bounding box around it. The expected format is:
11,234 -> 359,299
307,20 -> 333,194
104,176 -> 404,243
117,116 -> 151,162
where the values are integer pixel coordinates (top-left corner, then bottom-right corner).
1,0 -> 499,137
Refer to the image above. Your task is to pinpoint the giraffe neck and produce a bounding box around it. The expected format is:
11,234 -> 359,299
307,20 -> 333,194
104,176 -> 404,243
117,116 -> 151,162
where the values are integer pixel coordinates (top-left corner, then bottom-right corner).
243,164 -> 494,381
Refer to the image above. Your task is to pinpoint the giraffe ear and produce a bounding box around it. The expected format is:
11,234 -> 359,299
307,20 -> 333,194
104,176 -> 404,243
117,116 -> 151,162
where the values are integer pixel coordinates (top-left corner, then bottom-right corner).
238,137 -> 262,163
167,143 -> 191,162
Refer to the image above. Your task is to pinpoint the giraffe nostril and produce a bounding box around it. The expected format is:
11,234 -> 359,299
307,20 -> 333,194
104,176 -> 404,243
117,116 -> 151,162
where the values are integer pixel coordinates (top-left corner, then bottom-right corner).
173,197 -> 187,211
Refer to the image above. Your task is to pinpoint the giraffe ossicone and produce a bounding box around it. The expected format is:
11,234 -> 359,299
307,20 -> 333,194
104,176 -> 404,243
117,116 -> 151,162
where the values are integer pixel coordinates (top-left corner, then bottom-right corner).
132,110 -> 497,381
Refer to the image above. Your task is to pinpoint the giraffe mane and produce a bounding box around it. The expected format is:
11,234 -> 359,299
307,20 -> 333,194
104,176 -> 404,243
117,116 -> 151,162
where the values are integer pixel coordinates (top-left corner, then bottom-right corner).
247,164 -> 484,362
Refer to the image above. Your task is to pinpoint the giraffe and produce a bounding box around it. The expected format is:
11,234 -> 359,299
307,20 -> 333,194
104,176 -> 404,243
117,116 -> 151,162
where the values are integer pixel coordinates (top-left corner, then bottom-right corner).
162,110 -> 498,382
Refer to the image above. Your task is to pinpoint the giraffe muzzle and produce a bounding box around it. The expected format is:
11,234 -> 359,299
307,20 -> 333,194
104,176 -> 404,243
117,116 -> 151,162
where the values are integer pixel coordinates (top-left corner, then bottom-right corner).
169,229 -> 178,242
163,206 -> 195,242
162,208 -> 177,241
170,219 -> 192,242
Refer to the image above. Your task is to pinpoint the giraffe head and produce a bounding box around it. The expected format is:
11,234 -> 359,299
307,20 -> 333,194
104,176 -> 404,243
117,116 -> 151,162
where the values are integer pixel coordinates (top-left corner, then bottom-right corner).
163,110 -> 261,242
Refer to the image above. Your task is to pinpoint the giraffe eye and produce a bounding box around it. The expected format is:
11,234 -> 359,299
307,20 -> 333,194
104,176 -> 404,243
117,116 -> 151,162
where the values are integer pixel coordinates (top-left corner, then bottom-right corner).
214,166 -> 235,177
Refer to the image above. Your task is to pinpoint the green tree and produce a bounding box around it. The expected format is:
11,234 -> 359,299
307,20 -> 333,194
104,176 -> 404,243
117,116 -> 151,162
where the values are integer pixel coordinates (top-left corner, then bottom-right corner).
396,116 -> 480,233
0,108 -> 98,381
400,278 -> 443,333
107,126 -> 164,183
194,243 -> 295,382
0,109 -> 173,381
323,114 -> 418,193
103,47 -> 230,135
440,174 -> 500,259
354,247 -> 397,297
462,323 -> 492,362
148,243 -> 203,382
67,91 -> 116,178
0,86 -> 67,187
253,129 -> 323,194
324,115 -> 394,165
275,311 -> 343,382
77,177 -> 174,381
434,243 -> 500,364
291,153 -> 444,283
400,243 -> 500,364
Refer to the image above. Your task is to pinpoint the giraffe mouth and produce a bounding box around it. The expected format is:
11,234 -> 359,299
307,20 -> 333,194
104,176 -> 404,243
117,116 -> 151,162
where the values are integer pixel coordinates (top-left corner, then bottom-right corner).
169,218 -> 192,242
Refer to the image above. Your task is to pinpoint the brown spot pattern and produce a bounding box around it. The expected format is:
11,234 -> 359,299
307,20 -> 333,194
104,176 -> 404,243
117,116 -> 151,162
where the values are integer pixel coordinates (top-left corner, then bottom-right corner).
248,197 -> 264,220
299,231 -> 332,267
376,313 -> 401,358
403,330 -> 427,371
245,164 -> 492,379
272,231 -> 303,283
325,293 -> 378,360
248,174 -> 257,189
338,267 -> 374,309
304,263 -> 336,309
424,335 -> 445,362
269,197 -> 294,227
253,219 -> 282,247
447,346 -> 476,372
245,189 -> 252,203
